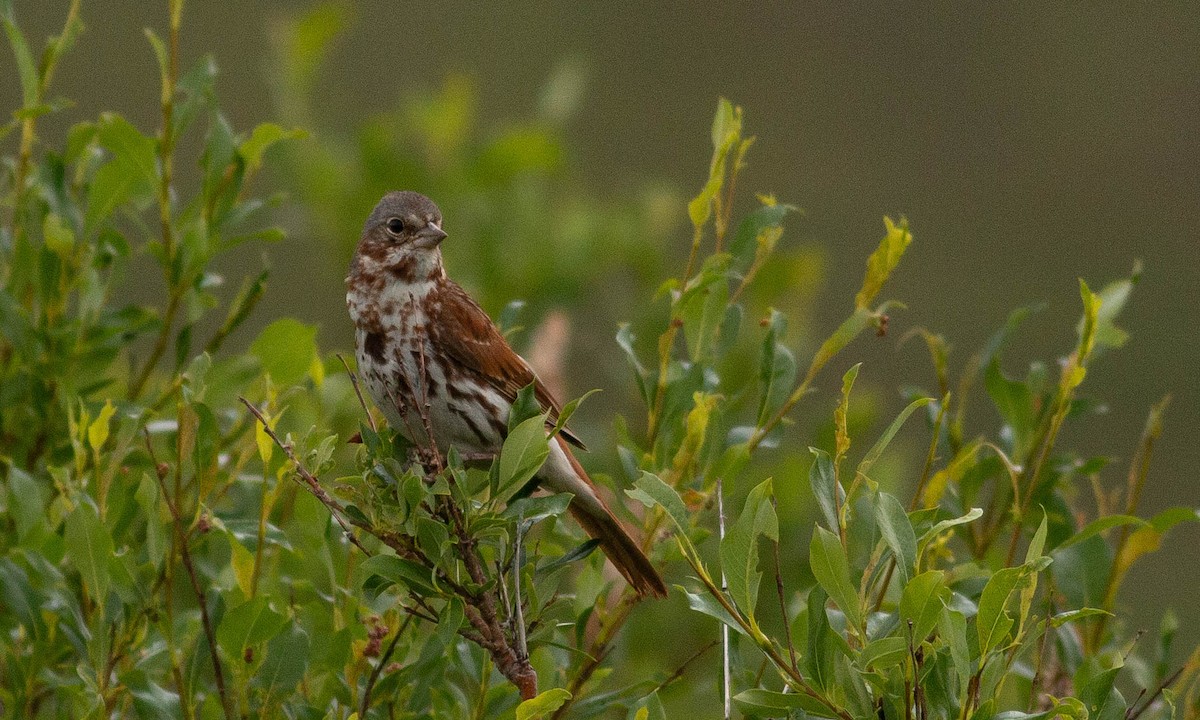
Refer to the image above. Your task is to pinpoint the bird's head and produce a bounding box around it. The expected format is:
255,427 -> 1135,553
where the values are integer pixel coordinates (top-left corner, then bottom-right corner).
354,191 -> 448,283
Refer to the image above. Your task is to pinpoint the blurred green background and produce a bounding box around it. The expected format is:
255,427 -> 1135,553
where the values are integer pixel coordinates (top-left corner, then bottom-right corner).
7,0 -> 1197,650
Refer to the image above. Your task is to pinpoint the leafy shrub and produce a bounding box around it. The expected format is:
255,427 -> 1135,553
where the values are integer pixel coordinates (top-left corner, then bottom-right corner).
1,3 -> 1197,720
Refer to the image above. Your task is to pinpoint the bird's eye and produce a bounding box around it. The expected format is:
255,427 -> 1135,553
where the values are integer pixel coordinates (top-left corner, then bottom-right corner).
385,217 -> 405,235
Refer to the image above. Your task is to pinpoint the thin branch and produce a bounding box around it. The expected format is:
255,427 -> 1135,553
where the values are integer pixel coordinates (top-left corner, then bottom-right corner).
129,3 -> 183,400
1126,665 -> 1185,720
337,352 -> 377,433
771,495 -> 799,675
360,616 -> 411,718
717,476 -> 731,720
144,429 -> 233,720
1093,396 -> 1170,649
652,640 -> 719,695
238,397 -> 372,556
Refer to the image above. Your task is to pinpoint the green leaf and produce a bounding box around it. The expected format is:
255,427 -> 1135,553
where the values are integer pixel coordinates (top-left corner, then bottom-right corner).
628,472 -> 689,538
227,532 -> 256,598
0,558 -> 43,637
120,669 -> 182,720
239,122 -> 306,173
855,216 -> 913,309
191,402 -> 219,476
808,447 -> 842,534
941,608 -> 971,696
1077,278 -> 1102,363
994,698 -> 1088,720
985,358 -> 1035,458
684,275 -> 729,364
516,688 -> 572,720
729,202 -> 796,268
1081,261 -> 1140,353
900,570 -> 948,642
1054,515 -> 1149,550
628,472 -> 700,561
416,516 -> 451,560
720,479 -> 778,618
874,491 -> 917,584
1050,608 -> 1112,628
1051,536 -> 1110,609
201,113 -> 237,208
257,623 -> 310,696
711,96 -> 740,150
679,587 -> 750,637
64,501 -> 113,601
806,586 -> 833,690
809,525 -> 861,629
1076,657 -> 1127,720
250,318 -> 319,386
504,492 -> 574,524
6,467 -> 48,542
918,507 -> 983,554
731,689 -> 837,718
1110,507 -> 1199,589
509,382 -> 541,431
359,554 -> 439,597
2,11 -> 37,106
497,413 -> 551,500
217,597 -> 286,658
976,565 -> 1029,656
97,112 -> 158,187
615,324 -> 650,404
858,636 -> 909,670
551,388 -> 600,439
84,160 -> 136,237
687,98 -> 741,229
538,538 -> 602,576
43,212 -> 76,260
834,363 -> 860,464
807,307 -> 874,385
1020,512 -> 1050,624
757,309 -> 797,424
857,396 -> 933,482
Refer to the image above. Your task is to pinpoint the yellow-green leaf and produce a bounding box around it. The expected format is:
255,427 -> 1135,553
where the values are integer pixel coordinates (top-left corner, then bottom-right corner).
228,533 -> 256,598
855,216 -> 913,309
43,213 -> 76,260
87,400 -> 117,452
516,688 -> 571,720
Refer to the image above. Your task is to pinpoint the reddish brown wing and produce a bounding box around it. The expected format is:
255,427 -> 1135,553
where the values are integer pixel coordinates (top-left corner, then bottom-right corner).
428,279 -> 585,449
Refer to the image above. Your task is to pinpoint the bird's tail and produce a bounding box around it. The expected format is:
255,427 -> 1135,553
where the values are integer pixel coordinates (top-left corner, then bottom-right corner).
553,437 -> 668,598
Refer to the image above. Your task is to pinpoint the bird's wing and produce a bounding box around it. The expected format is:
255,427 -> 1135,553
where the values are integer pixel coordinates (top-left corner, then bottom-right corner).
429,280 -> 586,449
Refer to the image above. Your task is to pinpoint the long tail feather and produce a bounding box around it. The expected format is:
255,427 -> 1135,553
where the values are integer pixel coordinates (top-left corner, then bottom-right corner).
549,436 -> 667,598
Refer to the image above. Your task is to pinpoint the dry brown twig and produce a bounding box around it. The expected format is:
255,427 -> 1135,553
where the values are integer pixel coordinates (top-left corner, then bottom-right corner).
238,382 -> 540,700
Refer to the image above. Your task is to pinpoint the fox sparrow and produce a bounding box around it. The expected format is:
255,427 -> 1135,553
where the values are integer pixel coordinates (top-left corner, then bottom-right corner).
346,191 -> 666,597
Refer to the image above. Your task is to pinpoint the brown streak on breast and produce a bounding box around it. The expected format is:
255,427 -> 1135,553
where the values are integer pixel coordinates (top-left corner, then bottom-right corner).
389,255 -> 417,281
363,331 -> 387,362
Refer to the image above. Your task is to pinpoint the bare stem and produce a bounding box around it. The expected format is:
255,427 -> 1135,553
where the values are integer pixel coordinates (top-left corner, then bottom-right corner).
360,616 -> 410,718
238,397 -> 371,556
1125,665 -> 1185,720
145,429 -> 233,720
337,353 -> 377,433
717,477 -> 731,720
1092,396 -> 1170,649
771,495 -> 799,674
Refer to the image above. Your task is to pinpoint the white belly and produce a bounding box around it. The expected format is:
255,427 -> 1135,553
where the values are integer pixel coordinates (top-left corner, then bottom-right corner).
355,328 -> 510,455
349,279 -> 511,455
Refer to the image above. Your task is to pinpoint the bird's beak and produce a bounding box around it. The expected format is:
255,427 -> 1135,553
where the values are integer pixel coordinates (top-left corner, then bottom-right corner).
414,223 -> 448,249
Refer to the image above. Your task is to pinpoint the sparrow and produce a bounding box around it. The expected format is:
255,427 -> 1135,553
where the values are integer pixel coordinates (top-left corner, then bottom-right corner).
346,191 -> 666,598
